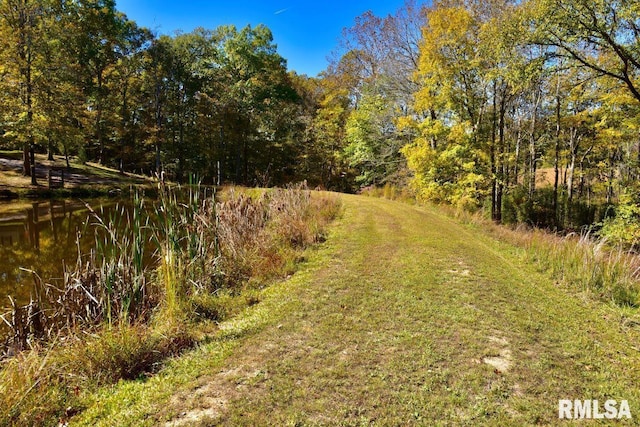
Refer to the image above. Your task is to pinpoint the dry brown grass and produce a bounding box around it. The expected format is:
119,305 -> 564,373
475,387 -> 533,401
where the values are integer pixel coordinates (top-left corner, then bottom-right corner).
0,183 -> 340,426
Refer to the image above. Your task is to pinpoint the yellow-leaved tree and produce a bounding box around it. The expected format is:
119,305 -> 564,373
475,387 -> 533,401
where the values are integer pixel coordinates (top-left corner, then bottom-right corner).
401,5 -> 489,210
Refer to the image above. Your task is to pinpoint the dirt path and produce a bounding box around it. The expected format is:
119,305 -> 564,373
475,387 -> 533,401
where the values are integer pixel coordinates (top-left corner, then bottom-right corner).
75,195 -> 640,426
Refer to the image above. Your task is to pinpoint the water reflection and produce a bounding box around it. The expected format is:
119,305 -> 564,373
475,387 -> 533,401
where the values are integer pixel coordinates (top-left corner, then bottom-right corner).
0,200 -> 99,308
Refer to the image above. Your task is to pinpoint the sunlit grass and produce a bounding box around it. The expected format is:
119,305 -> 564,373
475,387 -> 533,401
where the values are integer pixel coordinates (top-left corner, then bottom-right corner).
71,195 -> 640,426
0,152 -> 149,190
438,205 -> 640,308
0,183 -> 340,426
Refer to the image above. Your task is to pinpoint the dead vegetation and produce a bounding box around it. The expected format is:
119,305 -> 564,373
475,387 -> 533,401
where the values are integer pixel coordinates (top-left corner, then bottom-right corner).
0,183 -> 340,426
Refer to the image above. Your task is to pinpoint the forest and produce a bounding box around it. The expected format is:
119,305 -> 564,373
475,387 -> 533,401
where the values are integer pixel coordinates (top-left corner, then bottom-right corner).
2,0 -> 640,240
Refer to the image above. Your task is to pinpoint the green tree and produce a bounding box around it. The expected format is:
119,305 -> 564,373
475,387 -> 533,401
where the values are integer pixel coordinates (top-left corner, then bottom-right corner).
72,0 -> 136,164
345,90 -> 406,186
0,0 -> 47,182
36,0 -> 86,167
528,0 -> 640,104
337,1 -> 426,189
307,55 -> 359,190
403,5 -> 490,209
107,20 -> 152,172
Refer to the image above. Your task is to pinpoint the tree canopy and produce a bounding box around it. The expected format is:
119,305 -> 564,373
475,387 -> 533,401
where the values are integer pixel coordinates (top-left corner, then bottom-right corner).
2,0 -> 640,239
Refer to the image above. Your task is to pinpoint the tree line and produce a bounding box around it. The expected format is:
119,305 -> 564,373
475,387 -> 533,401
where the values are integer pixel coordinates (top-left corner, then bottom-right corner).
0,0 -> 353,188
2,0 -> 640,239
399,0 -> 640,234
330,0 -> 640,240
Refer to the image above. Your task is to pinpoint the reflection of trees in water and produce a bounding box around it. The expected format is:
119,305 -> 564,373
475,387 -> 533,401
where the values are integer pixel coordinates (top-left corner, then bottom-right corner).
0,201 -> 92,307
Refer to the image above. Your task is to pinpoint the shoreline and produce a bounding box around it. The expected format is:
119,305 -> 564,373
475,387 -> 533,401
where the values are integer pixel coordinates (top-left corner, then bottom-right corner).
0,183 -> 160,201
0,152 -> 158,201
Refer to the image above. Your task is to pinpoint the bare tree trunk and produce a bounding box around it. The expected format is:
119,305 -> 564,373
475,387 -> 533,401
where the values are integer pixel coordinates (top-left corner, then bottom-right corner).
26,38 -> 36,185
567,155 -> 576,204
154,81 -> 163,175
553,76 -> 561,225
514,117 -> 521,185
491,81 -> 498,222
177,106 -> 185,183
23,144 -> 31,177
119,83 -> 128,173
496,92 -> 507,224
566,128 -> 581,204
17,0 -> 35,182
96,71 -> 105,165
47,136 -> 54,161
528,89 -> 541,200
64,145 -> 70,169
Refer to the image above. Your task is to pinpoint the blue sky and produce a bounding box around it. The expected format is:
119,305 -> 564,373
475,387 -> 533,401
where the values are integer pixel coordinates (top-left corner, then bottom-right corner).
115,1 -> 411,77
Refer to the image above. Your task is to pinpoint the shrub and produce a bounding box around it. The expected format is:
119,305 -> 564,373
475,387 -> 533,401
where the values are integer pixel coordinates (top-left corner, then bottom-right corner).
599,186 -> 640,247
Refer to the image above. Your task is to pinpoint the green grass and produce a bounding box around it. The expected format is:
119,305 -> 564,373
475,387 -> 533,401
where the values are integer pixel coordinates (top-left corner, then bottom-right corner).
0,185 -> 340,426
67,195 -> 640,426
0,151 -> 151,197
442,205 -> 640,308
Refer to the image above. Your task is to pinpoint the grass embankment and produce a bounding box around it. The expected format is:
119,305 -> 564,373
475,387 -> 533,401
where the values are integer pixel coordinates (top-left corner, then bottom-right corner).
0,185 -> 340,426
62,195 -> 640,426
0,151 -> 152,198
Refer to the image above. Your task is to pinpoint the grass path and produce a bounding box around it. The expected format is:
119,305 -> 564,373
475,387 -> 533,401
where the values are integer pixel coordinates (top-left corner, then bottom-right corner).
75,195 -> 640,426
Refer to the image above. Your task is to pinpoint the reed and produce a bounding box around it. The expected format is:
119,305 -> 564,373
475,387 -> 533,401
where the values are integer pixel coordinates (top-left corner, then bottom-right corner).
1,181 -> 337,347
0,183 -> 340,426
521,230 -> 640,307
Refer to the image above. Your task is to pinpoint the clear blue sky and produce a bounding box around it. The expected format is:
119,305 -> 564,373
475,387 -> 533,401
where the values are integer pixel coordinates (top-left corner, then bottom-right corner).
115,0 -> 411,77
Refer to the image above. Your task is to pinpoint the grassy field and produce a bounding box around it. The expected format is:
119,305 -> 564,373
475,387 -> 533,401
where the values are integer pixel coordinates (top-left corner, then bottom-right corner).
71,194 -> 640,426
0,151 -> 150,195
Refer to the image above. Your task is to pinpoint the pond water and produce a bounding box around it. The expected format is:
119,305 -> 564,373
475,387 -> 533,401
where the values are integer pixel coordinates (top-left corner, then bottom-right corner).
0,187 -> 217,317
0,199 -> 119,310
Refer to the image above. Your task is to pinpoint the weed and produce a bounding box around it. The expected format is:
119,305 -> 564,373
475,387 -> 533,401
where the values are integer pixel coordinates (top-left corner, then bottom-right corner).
360,183 -> 416,204
0,183 -> 340,426
444,206 -> 640,308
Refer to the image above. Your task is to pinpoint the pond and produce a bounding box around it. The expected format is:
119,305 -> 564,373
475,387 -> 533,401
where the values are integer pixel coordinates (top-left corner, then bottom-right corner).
0,199 -> 121,310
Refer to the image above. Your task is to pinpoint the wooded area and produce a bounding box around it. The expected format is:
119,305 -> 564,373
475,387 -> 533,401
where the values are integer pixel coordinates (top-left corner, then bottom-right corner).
400,0 -> 640,240
1,0 -> 640,239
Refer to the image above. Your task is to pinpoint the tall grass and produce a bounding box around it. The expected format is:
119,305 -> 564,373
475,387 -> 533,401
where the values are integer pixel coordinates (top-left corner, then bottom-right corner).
360,183 -> 416,204
505,228 -> 639,307
441,205 -> 640,308
0,182 -> 340,426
